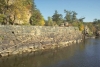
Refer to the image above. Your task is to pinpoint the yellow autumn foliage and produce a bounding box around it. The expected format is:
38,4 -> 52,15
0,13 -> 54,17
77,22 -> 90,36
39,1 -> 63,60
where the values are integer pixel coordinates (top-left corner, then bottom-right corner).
0,0 -> 33,25
79,23 -> 84,31
40,19 -> 45,26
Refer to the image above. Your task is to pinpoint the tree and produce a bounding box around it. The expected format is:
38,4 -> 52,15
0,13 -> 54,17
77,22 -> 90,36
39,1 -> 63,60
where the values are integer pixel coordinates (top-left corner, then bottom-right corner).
86,22 -> 97,36
72,22 -> 79,27
0,0 -> 11,14
64,10 -> 78,23
93,18 -> 100,31
72,11 -> 77,22
94,18 -> 98,23
9,0 -> 33,25
64,10 -> 72,23
0,0 -> 11,24
30,9 -> 45,26
98,19 -> 100,23
52,10 -> 63,26
78,22 -> 84,31
0,14 -> 6,24
0,0 -> 34,25
79,17 -> 85,22
47,17 -> 53,26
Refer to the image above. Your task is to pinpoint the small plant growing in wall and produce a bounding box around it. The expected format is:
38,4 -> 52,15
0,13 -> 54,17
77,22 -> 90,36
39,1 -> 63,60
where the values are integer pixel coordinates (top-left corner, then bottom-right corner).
0,35 -> 4,40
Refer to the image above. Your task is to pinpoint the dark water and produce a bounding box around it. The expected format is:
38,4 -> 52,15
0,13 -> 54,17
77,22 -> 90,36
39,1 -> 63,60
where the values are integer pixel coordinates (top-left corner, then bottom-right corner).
0,38 -> 100,67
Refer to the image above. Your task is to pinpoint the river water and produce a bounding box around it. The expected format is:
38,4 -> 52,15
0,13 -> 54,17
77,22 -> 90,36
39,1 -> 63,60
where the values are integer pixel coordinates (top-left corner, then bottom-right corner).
0,37 -> 100,67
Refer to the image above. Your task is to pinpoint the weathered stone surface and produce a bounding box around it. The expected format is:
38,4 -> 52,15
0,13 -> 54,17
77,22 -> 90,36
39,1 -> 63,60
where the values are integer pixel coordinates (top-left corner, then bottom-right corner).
0,25 -> 82,57
64,22 -> 69,27
9,41 -> 15,45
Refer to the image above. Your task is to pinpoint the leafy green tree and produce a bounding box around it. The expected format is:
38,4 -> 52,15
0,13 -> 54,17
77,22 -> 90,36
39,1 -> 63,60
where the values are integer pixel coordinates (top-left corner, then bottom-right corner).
52,10 -> 63,26
72,11 -> 77,22
64,10 -> 72,23
94,18 -> 98,23
0,0 -> 11,24
98,20 -> 100,23
47,17 -> 53,26
64,10 -> 78,23
30,9 -> 45,26
0,14 -> 6,24
79,17 -> 85,22
93,19 -> 100,31
86,22 -> 97,36
72,22 -> 79,27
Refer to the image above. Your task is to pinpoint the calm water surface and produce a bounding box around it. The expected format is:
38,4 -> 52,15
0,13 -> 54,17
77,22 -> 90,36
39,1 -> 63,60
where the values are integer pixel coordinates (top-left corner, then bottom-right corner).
0,38 -> 100,67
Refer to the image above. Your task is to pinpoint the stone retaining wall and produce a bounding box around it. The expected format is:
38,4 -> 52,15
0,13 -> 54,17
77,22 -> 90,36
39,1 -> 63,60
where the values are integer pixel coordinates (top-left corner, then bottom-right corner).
0,25 -> 82,57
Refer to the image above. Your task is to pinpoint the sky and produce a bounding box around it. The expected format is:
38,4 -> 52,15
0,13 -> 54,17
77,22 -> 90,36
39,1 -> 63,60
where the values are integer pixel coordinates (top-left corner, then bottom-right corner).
34,0 -> 100,22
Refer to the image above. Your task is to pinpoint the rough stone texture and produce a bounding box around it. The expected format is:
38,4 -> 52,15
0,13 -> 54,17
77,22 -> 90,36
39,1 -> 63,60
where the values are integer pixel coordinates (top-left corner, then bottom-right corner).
96,31 -> 100,36
0,25 -> 82,57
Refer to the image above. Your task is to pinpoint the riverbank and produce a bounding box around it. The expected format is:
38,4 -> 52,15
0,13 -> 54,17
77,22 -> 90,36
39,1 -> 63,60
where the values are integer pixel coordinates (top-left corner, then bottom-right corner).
0,39 -> 82,57
0,25 -> 82,57
1,38 -> 100,67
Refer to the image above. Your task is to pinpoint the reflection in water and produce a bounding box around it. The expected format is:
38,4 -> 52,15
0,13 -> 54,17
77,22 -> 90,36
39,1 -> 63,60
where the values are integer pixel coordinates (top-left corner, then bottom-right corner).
0,38 -> 100,67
